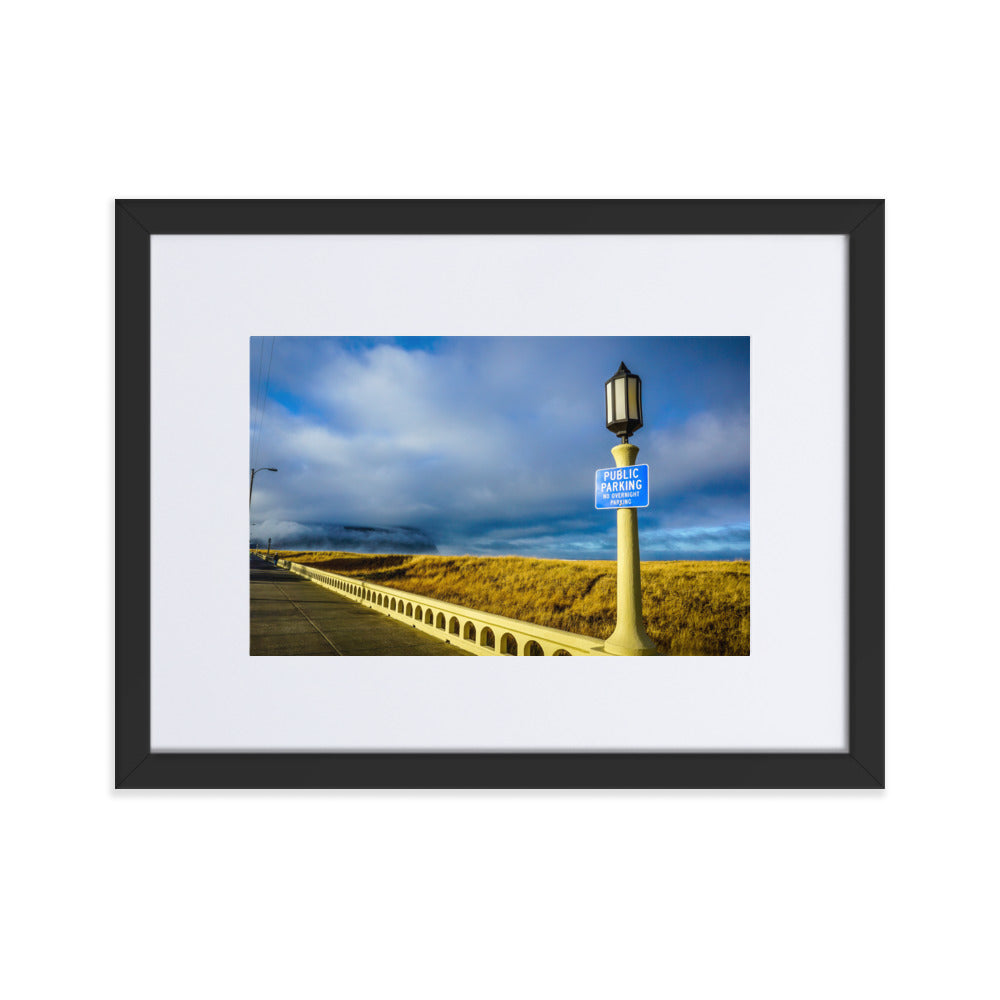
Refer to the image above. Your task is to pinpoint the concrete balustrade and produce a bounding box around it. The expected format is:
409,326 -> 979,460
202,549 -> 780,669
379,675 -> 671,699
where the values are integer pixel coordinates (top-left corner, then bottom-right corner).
273,558 -> 606,656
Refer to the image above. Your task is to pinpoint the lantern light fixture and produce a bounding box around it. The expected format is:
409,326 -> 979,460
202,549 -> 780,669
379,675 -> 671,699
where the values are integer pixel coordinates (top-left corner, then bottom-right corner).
604,361 -> 643,442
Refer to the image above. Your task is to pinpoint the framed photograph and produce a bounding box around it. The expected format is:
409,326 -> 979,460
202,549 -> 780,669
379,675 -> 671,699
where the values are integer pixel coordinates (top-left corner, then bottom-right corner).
116,199 -> 883,788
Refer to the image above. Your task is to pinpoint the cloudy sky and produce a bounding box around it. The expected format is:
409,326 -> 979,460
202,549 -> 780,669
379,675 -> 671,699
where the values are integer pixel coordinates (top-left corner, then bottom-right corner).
249,335 -> 749,560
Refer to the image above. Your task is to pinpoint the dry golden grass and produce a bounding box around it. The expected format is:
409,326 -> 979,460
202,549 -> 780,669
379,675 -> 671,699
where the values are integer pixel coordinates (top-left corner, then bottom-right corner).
268,550 -> 750,656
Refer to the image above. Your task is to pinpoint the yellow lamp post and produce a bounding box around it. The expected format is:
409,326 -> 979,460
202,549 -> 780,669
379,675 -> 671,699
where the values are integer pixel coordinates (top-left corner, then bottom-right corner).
602,362 -> 658,656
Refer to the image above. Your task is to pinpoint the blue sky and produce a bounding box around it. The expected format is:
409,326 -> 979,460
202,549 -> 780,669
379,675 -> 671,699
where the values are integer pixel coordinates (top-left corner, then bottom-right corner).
249,336 -> 749,560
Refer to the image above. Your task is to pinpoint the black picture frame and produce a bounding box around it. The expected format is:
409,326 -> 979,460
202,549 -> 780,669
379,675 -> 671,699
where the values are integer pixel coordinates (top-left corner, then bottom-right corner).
116,199 -> 884,789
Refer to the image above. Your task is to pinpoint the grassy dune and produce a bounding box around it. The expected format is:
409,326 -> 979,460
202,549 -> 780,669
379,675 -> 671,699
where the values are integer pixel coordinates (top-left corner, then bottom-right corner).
268,550 -> 750,656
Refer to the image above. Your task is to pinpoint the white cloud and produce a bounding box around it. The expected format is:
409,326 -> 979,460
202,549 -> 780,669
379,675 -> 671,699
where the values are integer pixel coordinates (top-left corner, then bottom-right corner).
644,411 -> 750,496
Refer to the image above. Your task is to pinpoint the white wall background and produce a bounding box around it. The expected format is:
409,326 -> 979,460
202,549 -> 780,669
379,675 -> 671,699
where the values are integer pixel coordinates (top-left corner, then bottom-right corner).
3,2 -> 997,999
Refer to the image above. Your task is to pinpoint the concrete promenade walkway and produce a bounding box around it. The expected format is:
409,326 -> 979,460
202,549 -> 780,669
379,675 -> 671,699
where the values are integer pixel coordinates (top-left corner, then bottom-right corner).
250,556 -> 471,656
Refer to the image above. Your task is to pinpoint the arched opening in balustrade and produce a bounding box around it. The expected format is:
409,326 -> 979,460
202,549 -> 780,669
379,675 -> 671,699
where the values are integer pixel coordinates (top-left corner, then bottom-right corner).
480,627 -> 495,650
449,617 -> 460,636
463,621 -> 476,642
500,632 -> 518,656
424,609 -> 434,625
524,640 -> 544,656
553,649 -> 571,656
435,612 -> 446,630
406,603 -> 413,617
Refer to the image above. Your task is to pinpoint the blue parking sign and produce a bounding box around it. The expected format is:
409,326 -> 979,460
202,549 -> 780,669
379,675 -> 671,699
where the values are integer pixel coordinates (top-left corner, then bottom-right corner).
595,464 -> 649,509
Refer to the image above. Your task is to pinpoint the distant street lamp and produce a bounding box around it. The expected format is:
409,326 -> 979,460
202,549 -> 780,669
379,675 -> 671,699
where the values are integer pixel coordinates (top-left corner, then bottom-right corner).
602,362 -> 657,655
249,466 -> 277,510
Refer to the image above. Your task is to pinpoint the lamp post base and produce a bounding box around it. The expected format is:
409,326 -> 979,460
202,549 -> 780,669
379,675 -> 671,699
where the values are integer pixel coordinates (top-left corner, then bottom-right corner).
603,631 -> 659,657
